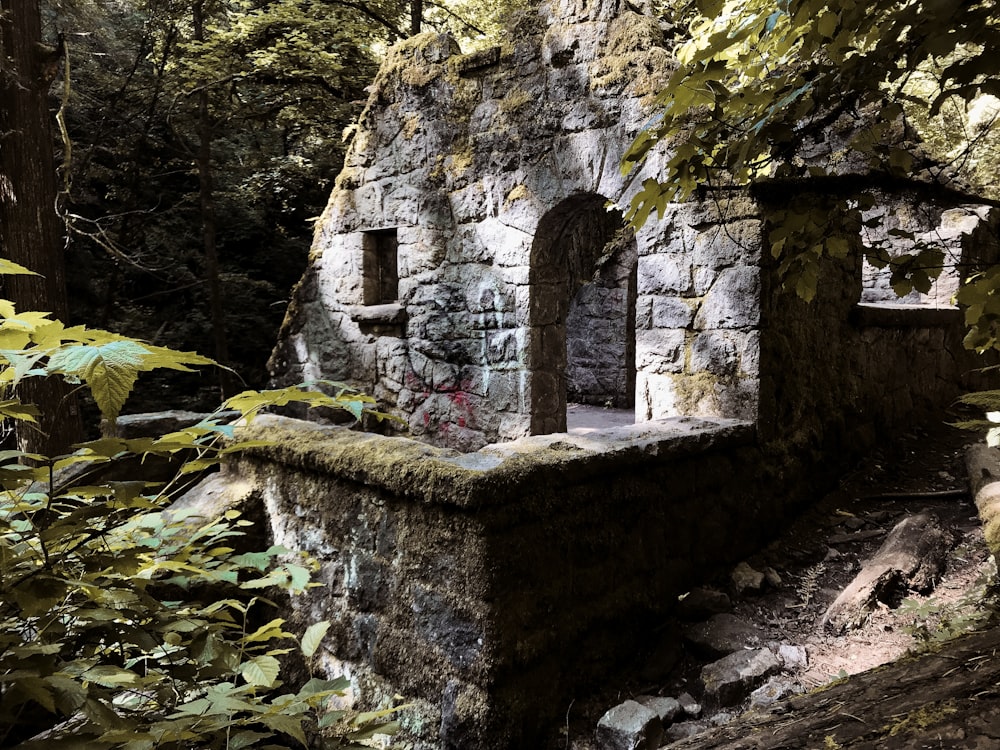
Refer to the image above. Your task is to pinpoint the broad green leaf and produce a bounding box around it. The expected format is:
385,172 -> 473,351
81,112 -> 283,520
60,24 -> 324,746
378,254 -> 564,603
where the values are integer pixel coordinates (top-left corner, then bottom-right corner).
48,340 -> 148,420
0,259 -> 38,276
260,712 -> 307,746
241,655 -> 281,687
0,399 -> 40,423
300,621 -> 330,658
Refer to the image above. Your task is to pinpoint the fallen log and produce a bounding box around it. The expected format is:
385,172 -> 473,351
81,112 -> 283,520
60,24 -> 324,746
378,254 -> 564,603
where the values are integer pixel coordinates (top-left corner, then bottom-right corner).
820,512 -> 956,633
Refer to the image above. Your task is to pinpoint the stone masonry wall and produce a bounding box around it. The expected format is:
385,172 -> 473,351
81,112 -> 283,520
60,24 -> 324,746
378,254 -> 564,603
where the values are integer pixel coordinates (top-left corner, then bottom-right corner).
234,413 -> 771,749
757,198 -> 996,460
861,203 -> 1000,306
269,0 -> 762,451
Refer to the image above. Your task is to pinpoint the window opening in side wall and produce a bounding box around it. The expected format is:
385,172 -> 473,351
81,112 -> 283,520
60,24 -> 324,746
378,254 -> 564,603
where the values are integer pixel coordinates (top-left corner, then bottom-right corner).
363,228 -> 399,304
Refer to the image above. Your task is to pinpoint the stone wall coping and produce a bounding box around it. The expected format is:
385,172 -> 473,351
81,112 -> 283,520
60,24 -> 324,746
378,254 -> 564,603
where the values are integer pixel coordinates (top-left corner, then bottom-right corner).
852,302 -> 961,329
348,303 -> 407,324
235,414 -> 755,509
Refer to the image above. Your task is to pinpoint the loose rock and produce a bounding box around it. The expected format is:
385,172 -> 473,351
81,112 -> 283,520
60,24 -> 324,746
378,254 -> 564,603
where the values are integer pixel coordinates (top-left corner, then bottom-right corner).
731,562 -> 765,594
700,648 -> 782,706
595,700 -> 663,750
635,695 -> 683,725
749,676 -> 804,708
677,692 -> 702,718
684,613 -> 766,657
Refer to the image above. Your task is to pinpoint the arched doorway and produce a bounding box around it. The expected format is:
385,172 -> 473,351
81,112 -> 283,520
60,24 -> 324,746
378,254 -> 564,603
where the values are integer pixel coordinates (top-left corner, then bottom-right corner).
527,195 -> 638,434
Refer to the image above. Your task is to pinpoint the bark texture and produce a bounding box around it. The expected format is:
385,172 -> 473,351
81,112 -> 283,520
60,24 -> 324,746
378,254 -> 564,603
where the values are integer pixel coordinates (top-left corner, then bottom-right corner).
0,0 -> 82,455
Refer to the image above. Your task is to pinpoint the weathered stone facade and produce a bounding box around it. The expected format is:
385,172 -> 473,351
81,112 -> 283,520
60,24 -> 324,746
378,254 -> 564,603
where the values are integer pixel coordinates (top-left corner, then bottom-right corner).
270,0 -> 996,453
269,0 -> 765,450
255,0 -> 1000,746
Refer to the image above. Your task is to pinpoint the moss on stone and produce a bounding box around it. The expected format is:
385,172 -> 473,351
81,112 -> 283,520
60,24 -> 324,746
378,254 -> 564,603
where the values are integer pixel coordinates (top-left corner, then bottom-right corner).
670,370 -> 722,414
590,12 -> 675,100
401,112 -> 422,140
498,87 -> 534,115
369,32 -> 460,98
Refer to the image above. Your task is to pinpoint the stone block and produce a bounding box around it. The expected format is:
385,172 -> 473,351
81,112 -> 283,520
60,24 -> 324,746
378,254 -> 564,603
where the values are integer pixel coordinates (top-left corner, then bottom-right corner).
694,266 -> 760,329
346,552 -> 390,612
595,700 -> 663,750
486,329 -> 523,365
486,371 -> 524,411
690,331 -> 738,376
637,254 -> 691,295
652,296 -> 695,329
636,372 -> 678,420
700,648 -> 781,706
635,329 -> 685,374
692,220 -> 762,269
411,586 -> 484,671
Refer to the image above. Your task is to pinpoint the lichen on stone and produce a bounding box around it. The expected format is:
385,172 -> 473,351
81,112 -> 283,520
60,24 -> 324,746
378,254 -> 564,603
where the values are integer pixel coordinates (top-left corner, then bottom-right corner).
369,32 -> 461,98
590,11 -> 674,100
504,184 -> 531,205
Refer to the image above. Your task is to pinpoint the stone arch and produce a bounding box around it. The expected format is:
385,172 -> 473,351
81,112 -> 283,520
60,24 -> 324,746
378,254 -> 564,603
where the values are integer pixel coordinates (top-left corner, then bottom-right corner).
527,194 -> 638,435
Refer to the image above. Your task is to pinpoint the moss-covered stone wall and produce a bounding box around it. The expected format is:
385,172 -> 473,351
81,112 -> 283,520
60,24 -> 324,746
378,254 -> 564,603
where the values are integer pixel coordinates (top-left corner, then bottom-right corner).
235,413 -> 772,748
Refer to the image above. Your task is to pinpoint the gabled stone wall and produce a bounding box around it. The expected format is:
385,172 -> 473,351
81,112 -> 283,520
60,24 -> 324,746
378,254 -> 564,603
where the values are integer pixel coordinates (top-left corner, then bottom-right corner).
269,0 -> 762,451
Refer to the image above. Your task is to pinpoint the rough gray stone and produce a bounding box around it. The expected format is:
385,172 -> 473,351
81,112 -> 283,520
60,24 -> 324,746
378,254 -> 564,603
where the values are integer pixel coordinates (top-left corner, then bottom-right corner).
634,695 -> 682,725
684,613 -> 765,657
749,676 -> 804,708
731,561 -> 765,595
694,266 -> 761,329
701,648 -> 782,706
595,700 -> 663,750
776,643 -> 809,670
677,692 -> 702,718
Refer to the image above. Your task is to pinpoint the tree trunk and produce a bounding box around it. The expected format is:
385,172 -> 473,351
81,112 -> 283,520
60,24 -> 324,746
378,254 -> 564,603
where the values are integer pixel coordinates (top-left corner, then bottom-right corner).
410,0 -> 422,35
0,0 -> 83,456
192,0 -> 233,398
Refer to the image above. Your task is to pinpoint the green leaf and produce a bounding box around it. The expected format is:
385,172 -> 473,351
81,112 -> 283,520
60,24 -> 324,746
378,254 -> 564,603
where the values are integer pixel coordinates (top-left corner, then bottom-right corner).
241,655 -> 281,687
48,340 -> 148,420
0,260 -> 39,276
0,399 -> 40,423
83,696 -> 123,729
260,712 -> 307,746
300,621 -> 330,659
83,665 -> 142,688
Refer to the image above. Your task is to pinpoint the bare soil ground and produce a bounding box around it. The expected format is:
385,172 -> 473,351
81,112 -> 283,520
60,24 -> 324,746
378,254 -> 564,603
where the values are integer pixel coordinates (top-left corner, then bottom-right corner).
561,419 -> 1000,749
732,421 -> 994,690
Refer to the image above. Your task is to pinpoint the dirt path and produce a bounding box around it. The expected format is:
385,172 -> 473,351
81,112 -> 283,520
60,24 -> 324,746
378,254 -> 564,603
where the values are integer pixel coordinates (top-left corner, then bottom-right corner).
563,420 -> 1000,748
668,625 -> 1000,749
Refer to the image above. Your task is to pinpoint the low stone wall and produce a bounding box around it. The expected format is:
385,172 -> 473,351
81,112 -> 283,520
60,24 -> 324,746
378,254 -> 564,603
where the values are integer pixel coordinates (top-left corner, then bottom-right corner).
234,414 -> 778,749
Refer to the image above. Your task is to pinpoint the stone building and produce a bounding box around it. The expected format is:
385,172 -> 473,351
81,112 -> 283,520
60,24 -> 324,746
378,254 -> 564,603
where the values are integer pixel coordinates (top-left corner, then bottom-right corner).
269,0 -> 996,453
269,0 -> 763,451
254,1 -> 1000,745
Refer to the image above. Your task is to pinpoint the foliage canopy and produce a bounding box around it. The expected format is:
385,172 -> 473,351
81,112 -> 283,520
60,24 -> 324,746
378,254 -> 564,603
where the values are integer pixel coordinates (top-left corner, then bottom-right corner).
0,258 -> 395,748
624,0 -> 1000,324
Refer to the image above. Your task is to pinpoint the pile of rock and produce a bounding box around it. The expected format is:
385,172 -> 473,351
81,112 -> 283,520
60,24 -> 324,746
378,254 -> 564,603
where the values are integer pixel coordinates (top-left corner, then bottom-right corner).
593,566 -> 808,750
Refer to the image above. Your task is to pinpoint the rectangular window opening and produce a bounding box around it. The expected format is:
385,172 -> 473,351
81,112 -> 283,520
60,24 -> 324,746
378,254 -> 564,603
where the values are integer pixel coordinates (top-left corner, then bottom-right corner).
363,229 -> 398,305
